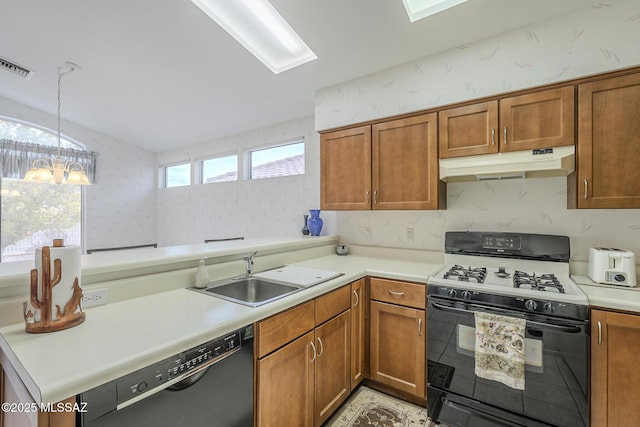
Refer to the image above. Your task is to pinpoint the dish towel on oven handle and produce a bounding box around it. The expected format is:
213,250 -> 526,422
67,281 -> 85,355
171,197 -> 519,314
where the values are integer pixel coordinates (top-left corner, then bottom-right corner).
474,311 -> 526,390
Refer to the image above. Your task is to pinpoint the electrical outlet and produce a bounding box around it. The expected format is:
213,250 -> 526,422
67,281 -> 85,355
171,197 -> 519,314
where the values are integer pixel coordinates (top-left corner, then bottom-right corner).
82,288 -> 107,308
363,227 -> 372,240
406,227 -> 414,242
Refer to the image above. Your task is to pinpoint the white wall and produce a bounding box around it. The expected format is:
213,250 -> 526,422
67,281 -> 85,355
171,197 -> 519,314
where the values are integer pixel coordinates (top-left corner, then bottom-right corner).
0,95 -> 157,251
155,116 -> 334,246
315,0 -> 640,261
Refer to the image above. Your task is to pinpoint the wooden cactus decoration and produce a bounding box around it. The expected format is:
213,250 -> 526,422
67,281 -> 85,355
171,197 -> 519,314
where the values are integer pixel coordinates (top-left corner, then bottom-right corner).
23,241 -> 85,333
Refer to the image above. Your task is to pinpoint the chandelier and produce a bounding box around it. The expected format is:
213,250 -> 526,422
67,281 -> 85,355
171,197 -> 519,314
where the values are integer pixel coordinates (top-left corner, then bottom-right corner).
23,62 -> 91,185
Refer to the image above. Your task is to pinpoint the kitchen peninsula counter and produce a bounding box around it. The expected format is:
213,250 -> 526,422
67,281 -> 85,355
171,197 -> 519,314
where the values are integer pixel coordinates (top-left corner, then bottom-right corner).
0,241 -> 443,406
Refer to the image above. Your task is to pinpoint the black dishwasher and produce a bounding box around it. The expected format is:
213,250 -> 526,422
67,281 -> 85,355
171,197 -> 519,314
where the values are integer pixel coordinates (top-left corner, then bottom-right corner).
77,325 -> 253,427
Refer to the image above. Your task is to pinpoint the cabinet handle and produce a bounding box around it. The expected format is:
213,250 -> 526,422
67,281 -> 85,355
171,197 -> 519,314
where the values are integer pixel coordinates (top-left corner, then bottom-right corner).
597,321 -> 602,345
503,126 -> 508,144
418,318 -> 423,336
373,190 -> 377,205
491,128 -> 495,145
365,191 -> 369,204
310,341 -> 317,362
352,289 -> 359,307
583,179 -> 589,199
388,290 -> 405,297
317,337 -> 324,357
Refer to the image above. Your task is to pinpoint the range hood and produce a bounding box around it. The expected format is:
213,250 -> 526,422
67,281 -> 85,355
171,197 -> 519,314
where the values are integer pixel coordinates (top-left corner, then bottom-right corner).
439,145 -> 575,183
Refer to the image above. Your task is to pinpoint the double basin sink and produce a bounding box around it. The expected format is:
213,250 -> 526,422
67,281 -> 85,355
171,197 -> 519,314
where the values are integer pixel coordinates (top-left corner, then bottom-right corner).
191,266 -> 343,307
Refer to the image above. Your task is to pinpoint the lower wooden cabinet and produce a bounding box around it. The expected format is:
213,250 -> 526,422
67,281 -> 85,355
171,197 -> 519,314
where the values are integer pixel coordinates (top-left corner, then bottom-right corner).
368,278 -> 426,400
591,309 -> 640,427
257,331 -> 316,427
256,284 -> 354,427
314,310 -> 351,426
350,278 -> 365,390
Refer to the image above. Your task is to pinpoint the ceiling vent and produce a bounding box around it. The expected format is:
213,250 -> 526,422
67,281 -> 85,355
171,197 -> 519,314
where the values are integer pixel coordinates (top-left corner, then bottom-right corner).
0,56 -> 34,79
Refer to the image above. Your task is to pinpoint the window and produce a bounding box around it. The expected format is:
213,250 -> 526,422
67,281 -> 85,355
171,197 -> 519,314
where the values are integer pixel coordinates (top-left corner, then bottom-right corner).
0,118 -> 84,263
164,163 -> 191,187
249,141 -> 304,179
201,154 -> 238,183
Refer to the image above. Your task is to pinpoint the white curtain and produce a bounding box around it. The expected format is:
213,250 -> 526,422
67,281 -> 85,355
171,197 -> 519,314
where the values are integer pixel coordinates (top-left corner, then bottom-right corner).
0,139 -> 98,182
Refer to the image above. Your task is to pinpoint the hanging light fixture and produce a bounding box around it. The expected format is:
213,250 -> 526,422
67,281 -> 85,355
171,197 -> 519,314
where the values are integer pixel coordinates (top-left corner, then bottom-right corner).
23,62 -> 91,185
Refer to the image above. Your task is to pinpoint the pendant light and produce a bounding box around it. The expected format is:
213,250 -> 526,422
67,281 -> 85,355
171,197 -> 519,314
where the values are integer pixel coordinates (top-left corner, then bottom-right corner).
23,62 -> 91,185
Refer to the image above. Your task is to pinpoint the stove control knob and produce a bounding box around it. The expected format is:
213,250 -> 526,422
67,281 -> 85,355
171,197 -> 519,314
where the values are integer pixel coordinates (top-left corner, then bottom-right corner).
461,290 -> 472,300
525,299 -> 538,311
447,289 -> 457,298
543,302 -> 556,314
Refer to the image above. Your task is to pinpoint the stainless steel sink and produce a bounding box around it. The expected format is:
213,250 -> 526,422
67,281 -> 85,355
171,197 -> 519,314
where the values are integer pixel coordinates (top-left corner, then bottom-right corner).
195,277 -> 301,307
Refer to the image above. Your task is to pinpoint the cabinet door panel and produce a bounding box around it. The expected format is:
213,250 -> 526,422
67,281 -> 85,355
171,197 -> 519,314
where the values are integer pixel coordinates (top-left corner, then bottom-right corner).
350,279 -> 366,390
370,301 -> 425,398
439,101 -> 499,158
320,126 -> 372,210
257,331 -> 315,427
372,113 -> 439,210
591,309 -> 640,427
315,311 -> 351,426
500,86 -> 575,152
576,73 -> 640,208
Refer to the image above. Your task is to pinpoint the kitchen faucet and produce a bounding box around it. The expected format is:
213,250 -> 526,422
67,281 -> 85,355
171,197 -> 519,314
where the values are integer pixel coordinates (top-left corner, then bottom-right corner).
243,251 -> 258,277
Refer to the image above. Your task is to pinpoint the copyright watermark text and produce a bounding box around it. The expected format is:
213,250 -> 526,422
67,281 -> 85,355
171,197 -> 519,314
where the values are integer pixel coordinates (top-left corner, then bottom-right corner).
1,401 -> 87,413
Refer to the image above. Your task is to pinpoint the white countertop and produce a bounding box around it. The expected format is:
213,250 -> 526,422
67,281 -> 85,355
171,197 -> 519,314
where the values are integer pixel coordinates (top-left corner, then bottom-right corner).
3,241 -> 640,406
573,274 -> 640,312
0,252 -> 441,405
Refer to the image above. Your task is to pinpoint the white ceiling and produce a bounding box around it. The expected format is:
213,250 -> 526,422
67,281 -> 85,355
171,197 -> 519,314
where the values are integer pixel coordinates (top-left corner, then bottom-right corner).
0,0 -> 594,153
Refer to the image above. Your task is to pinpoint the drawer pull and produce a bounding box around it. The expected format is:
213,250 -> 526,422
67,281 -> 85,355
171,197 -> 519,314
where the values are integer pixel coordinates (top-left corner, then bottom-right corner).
583,179 -> 589,199
317,337 -> 324,357
310,341 -> 317,362
491,128 -> 495,145
388,290 -> 405,297
352,289 -> 359,307
503,126 -> 508,144
418,318 -> 423,336
598,321 -> 602,345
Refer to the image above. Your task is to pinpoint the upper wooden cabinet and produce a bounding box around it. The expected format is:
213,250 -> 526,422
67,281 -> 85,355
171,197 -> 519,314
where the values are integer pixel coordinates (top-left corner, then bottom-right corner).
321,113 -> 443,211
321,125 -> 372,210
439,86 -> 575,158
570,72 -> 640,208
372,114 -> 440,210
591,309 -> 640,427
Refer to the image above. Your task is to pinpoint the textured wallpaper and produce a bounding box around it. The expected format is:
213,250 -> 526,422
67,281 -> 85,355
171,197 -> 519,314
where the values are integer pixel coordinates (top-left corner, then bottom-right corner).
155,116 -> 332,247
316,0 -> 640,262
0,95 -> 157,251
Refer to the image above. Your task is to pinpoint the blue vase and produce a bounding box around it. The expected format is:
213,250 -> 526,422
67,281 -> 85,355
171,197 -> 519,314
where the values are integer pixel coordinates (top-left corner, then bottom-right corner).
308,210 -> 323,236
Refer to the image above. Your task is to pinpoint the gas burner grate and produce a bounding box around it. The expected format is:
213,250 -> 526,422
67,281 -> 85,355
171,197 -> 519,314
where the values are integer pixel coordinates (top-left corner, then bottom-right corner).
443,265 -> 487,283
513,271 -> 565,293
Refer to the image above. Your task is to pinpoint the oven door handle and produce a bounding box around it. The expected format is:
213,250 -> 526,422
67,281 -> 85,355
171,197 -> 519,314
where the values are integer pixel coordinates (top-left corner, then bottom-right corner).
430,300 -> 585,333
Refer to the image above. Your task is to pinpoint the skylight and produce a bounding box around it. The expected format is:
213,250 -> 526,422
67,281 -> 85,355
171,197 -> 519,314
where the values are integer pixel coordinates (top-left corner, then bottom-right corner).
402,0 -> 470,22
190,0 -> 317,74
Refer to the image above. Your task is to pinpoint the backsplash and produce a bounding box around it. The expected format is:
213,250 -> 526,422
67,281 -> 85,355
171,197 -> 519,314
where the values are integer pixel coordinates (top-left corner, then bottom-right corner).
335,177 -> 640,263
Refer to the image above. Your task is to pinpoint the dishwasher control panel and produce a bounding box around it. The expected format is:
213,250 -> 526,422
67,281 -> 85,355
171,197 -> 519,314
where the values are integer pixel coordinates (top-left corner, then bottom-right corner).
115,329 -> 243,405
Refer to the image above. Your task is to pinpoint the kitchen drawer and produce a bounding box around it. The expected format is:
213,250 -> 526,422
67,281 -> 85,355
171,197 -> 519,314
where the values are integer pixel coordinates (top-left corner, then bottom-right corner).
315,285 -> 351,325
255,300 -> 315,358
370,277 -> 425,309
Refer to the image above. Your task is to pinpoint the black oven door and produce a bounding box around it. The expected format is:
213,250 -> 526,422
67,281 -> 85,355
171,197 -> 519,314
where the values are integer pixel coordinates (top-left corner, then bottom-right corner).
427,297 -> 588,427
